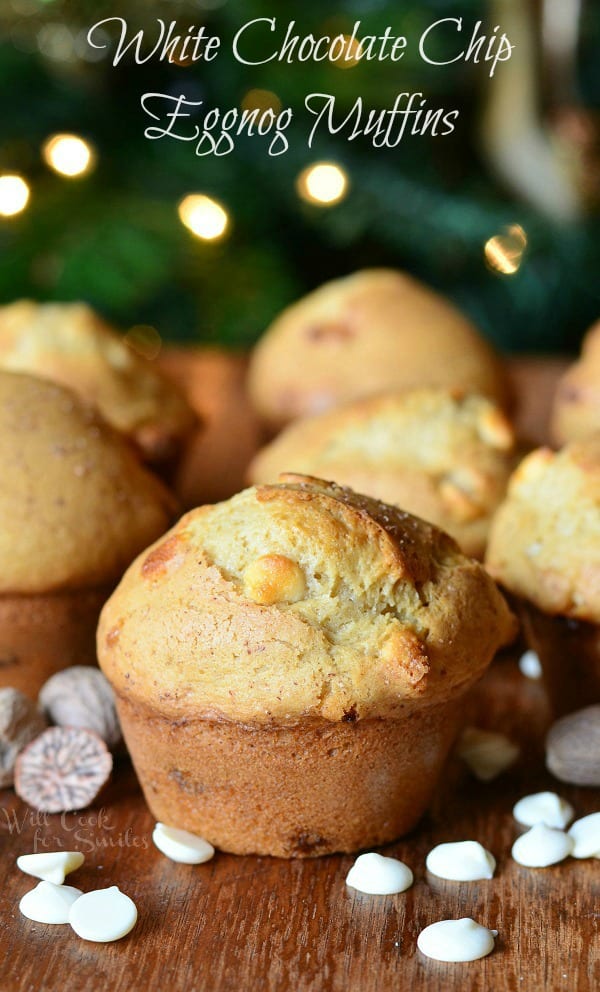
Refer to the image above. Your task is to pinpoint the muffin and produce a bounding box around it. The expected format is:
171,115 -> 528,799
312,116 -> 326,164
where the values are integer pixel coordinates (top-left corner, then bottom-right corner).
486,437 -> 600,716
248,389 -> 515,558
0,371 -> 176,697
247,269 -> 510,433
552,320 -> 600,445
159,348 -> 263,508
0,300 -> 196,469
98,475 -> 515,857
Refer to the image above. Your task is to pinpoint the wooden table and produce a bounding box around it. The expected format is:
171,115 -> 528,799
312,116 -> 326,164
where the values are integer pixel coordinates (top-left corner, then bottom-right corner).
2,355 -> 599,992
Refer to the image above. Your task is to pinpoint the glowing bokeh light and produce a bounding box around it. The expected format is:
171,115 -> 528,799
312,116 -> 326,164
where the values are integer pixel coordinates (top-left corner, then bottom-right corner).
484,224 -> 528,275
42,133 -> 95,177
0,174 -> 30,217
178,194 -> 230,241
296,162 -> 349,206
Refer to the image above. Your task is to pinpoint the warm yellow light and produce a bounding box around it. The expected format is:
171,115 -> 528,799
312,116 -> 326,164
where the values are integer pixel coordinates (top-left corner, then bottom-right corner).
331,34 -> 363,68
484,224 -> 528,275
0,174 -> 30,217
296,162 -> 349,206
178,194 -> 230,241
241,89 -> 282,115
42,133 -> 95,177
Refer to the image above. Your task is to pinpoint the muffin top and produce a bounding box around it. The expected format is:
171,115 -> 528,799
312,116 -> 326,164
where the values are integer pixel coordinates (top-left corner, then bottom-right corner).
248,389 -> 515,558
486,437 -> 600,622
247,269 -> 510,431
0,300 -> 195,461
0,371 -> 176,594
552,320 -> 600,445
98,475 -> 515,725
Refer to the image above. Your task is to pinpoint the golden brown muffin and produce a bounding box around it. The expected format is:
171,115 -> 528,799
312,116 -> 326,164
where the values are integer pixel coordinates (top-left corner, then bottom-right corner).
159,348 -> 263,508
247,269 -> 510,432
552,320 -> 600,445
0,300 -> 196,467
486,437 -> 600,715
0,371 -> 176,696
98,475 -> 515,857
248,389 -> 515,558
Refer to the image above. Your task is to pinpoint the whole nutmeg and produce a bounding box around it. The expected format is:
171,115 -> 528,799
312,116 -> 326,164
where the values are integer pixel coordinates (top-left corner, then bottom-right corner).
546,705 -> 600,786
39,666 -> 121,750
0,688 -> 48,788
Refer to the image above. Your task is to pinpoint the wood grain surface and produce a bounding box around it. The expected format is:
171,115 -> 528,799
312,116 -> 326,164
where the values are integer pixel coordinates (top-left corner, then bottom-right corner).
2,354 -> 598,992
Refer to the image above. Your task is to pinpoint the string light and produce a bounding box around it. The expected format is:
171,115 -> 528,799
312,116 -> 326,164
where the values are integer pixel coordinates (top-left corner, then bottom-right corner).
296,162 -> 349,206
484,224 -> 528,275
42,134 -> 95,177
178,194 -> 230,241
0,174 -> 30,217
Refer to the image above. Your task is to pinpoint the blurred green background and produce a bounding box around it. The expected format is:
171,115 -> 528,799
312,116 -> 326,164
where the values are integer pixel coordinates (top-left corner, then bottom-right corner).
0,0 -> 599,353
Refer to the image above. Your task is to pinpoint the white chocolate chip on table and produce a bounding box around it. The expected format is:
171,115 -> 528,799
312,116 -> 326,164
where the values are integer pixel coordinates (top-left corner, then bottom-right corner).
518,649 -> 542,679
152,823 -> 215,864
568,812 -> 600,859
456,726 -> 520,781
513,792 -> 574,830
17,851 -> 84,885
19,881 -> 82,925
68,886 -> 138,943
511,824 -> 573,867
425,841 -> 496,881
345,852 -> 413,895
417,919 -> 497,962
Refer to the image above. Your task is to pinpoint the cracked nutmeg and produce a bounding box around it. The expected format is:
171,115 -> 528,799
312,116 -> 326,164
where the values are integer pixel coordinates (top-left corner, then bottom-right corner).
14,726 -> 113,812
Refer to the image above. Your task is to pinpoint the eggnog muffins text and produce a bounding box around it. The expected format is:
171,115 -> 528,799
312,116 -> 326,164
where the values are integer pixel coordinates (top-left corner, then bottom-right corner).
0,371 -> 176,696
98,475 -> 515,857
0,300 -> 196,466
247,269 -> 510,432
486,437 -> 600,715
248,389 -> 515,558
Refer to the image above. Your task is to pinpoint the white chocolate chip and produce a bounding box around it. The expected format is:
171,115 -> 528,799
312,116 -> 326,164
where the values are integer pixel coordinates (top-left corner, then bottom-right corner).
518,649 -> 542,679
513,792 -> 574,829
568,812 -> 600,859
152,823 -> 215,864
425,841 -> 496,881
511,824 -> 573,867
456,726 -> 520,781
345,852 -> 413,895
19,881 -> 82,924
17,851 -> 84,885
417,919 -> 497,962
68,886 -> 137,942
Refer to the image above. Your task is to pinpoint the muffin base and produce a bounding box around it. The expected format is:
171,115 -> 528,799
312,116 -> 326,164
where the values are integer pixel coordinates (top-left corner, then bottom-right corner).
0,587 -> 111,698
519,601 -> 600,717
117,694 -> 467,857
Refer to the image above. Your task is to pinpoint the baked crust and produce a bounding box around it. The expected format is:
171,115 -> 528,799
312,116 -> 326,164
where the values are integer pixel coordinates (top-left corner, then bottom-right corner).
248,389 -> 515,558
116,693 -> 469,857
0,300 -> 196,462
247,269 -> 510,431
98,475 -> 515,724
486,437 -> 600,622
0,587 -> 111,696
0,371 -> 176,593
